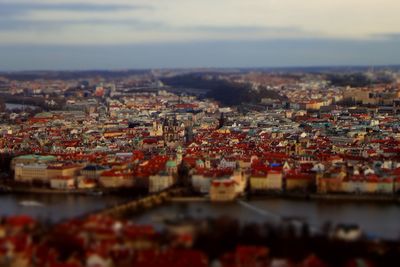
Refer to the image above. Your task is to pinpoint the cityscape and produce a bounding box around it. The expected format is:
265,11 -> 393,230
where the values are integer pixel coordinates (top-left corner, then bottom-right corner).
2,0 -> 400,266
1,68 -> 400,266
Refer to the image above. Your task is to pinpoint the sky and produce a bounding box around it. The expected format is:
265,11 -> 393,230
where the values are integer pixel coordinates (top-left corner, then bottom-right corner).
0,0 -> 400,70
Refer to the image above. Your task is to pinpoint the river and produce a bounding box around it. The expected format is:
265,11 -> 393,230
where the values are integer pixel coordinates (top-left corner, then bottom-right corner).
1,194 -> 400,240
0,193 -> 130,223
133,199 -> 400,240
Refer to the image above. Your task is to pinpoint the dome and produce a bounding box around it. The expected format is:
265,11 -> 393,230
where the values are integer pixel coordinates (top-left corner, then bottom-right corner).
166,160 -> 177,168
196,159 -> 204,166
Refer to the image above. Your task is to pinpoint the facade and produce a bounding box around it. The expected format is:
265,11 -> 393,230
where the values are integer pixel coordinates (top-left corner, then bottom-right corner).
209,179 -> 236,202
14,164 -> 48,183
77,177 -> 97,189
192,174 -> 212,194
47,164 -> 81,180
99,170 -> 134,188
231,169 -> 247,195
265,171 -> 283,191
249,171 -> 268,192
285,173 -> 315,192
341,175 -> 379,194
149,172 -> 174,193
81,165 -> 109,179
316,168 -> 346,193
250,170 -> 283,192
50,176 -> 75,190
376,179 -> 394,194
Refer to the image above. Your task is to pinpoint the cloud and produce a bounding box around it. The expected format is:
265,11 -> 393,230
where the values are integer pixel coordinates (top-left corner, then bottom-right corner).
0,0 -> 400,48
181,25 -> 301,34
0,2 -> 149,17
0,18 -> 164,32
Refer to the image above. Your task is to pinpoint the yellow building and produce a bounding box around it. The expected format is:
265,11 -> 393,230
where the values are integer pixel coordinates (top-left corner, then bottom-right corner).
266,171 -> 283,191
285,173 -> 315,192
50,176 -> 75,190
47,164 -> 81,180
14,164 -> 48,183
250,175 -> 268,192
210,179 -> 236,202
250,170 -> 283,192
14,162 -> 81,184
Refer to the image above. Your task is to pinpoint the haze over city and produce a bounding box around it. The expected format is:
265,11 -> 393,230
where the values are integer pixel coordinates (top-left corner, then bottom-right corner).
1,0 -> 400,70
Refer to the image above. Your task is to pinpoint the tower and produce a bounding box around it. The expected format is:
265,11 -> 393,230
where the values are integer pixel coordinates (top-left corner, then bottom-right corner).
218,113 -> 225,129
184,126 -> 194,143
176,146 -> 183,164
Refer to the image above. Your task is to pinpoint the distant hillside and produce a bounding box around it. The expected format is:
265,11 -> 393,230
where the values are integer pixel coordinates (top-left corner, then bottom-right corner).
0,70 -> 149,81
327,72 -> 395,87
161,74 -> 286,106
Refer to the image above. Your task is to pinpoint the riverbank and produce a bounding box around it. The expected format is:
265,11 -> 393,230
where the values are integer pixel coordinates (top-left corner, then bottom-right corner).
2,181 -> 400,204
172,192 -> 400,204
0,181 -> 149,196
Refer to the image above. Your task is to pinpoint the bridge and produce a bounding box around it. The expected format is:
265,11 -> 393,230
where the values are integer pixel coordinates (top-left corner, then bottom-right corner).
89,187 -> 186,219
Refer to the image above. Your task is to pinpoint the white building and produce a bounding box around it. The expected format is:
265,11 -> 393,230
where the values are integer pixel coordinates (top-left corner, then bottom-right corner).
192,174 -> 212,194
149,172 -> 174,193
14,163 -> 48,183
50,176 -> 75,190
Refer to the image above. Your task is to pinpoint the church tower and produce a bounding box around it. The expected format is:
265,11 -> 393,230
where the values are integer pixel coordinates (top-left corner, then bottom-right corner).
218,113 -> 225,129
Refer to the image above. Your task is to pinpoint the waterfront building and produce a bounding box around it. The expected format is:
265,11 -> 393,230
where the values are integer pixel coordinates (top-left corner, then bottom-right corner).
316,167 -> 346,193
81,164 -> 110,179
46,163 -> 81,180
209,179 -> 236,201
77,177 -> 97,189
149,172 -> 174,193
11,154 -> 56,170
377,178 -> 394,194
192,174 -> 212,194
285,172 -> 315,192
265,169 -> 283,191
249,170 -> 269,192
231,169 -> 247,195
341,175 -> 379,194
99,170 -> 134,188
50,176 -> 75,190
14,163 -> 48,183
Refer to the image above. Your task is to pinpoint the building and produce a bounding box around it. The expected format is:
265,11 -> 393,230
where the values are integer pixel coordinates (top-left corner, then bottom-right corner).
192,174 -> 212,194
209,179 -> 236,202
249,170 -> 269,193
81,165 -> 110,179
11,155 -> 56,171
50,176 -> 75,190
47,164 -> 81,180
149,172 -> 174,193
285,172 -> 315,192
249,167 -> 283,192
14,163 -> 48,183
265,170 -> 283,191
99,170 -> 134,188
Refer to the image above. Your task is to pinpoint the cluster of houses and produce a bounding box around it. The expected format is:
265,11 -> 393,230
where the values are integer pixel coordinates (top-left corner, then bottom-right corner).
11,152 -> 179,194
1,86 -> 400,202
186,154 -> 400,201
